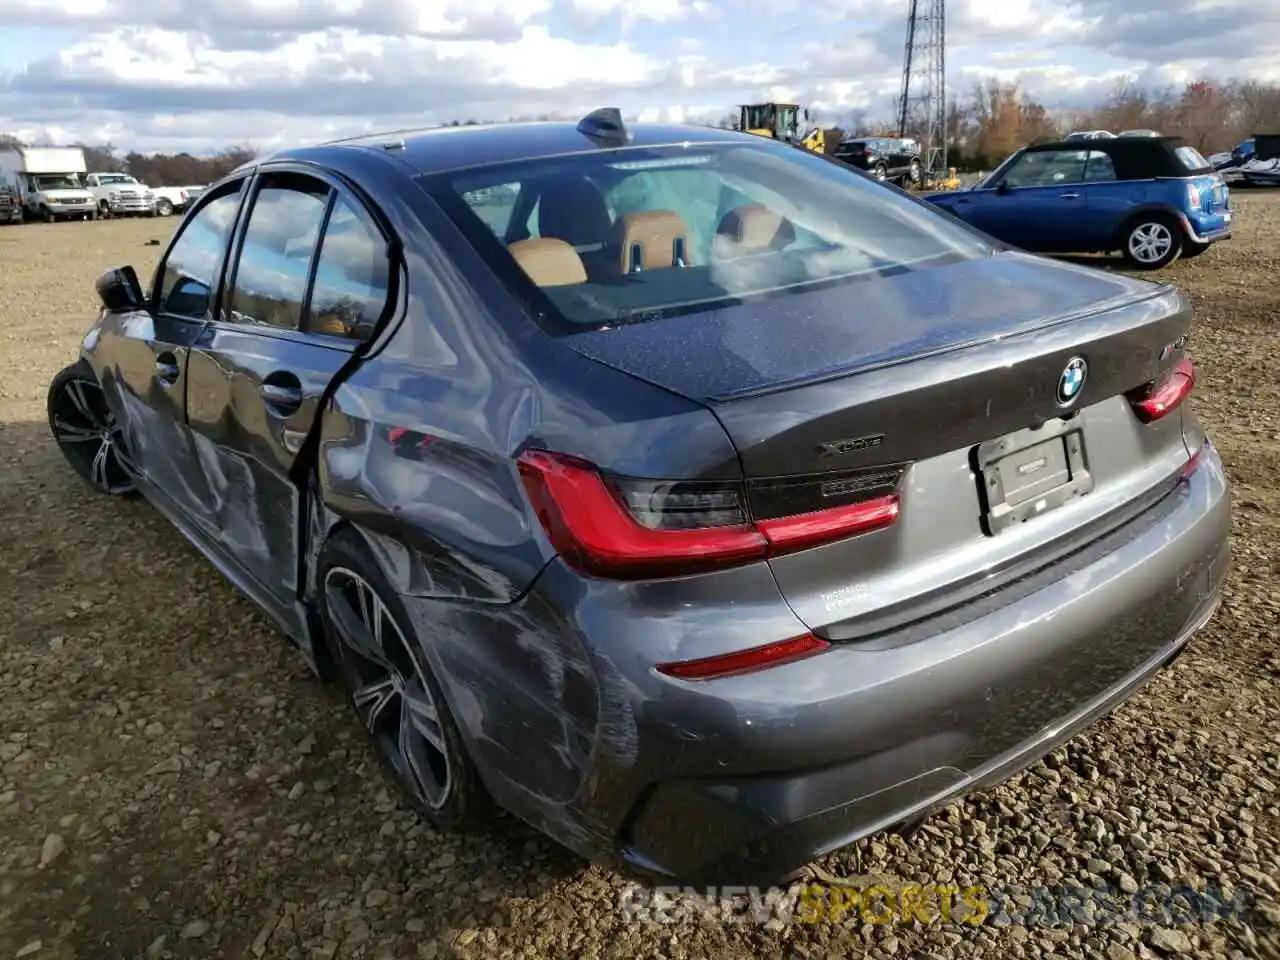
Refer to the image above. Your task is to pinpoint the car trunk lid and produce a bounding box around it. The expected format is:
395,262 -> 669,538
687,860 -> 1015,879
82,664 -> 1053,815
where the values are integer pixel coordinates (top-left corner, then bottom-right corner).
563,251 -> 1195,638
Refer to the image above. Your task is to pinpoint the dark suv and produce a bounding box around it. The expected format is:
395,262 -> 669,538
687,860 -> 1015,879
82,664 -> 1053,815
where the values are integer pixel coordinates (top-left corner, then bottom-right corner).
833,136 -> 922,184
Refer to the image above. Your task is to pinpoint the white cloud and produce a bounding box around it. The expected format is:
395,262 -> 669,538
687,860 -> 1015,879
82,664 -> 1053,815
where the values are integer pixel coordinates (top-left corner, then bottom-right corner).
0,0 -> 1276,154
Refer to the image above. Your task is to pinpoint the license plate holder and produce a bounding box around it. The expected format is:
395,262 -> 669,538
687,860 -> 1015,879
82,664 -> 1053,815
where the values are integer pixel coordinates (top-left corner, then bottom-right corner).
977,422 -> 1093,535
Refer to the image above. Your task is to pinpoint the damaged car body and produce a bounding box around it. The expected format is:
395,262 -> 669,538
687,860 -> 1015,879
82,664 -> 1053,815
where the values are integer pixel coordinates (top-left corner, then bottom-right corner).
48,112 -> 1231,885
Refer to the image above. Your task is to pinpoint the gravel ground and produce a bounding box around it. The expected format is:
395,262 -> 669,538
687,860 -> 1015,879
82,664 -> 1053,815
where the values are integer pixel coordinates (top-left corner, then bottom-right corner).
1,197 -> 1278,960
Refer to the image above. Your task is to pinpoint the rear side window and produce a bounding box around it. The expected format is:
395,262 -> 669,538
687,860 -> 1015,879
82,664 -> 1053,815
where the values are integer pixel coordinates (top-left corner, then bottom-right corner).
229,175 -> 330,330
1175,146 -> 1210,171
1082,150 -> 1117,182
424,140 -> 989,333
306,196 -> 391,341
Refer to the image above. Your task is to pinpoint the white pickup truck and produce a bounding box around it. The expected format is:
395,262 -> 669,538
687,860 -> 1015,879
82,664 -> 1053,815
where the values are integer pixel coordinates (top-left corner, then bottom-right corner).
83,172 -> 157,217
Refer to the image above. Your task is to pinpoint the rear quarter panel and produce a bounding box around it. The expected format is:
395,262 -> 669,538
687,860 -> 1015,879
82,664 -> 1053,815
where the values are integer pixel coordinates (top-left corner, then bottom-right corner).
1087,180 -> 1185,250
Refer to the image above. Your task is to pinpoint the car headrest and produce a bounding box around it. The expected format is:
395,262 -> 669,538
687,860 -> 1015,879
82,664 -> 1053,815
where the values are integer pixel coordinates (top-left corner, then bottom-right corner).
612,210 -> 693,274
536,177 -> 613,248
715,204 -> 795,253
508,238 -> 588,287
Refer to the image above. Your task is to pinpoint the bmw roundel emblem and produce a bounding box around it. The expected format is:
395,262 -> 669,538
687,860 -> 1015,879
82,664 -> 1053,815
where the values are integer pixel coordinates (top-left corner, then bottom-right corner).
1056,356 -> 1088,407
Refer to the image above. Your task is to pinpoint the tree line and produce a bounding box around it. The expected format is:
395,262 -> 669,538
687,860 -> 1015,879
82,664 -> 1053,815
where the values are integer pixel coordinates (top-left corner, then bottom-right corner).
3,76 -> 1278,181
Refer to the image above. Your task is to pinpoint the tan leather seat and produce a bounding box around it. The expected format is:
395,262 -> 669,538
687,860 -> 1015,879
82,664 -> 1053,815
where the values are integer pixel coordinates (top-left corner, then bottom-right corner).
612,210 -> 693,274
508,238 -> 587,287
715,204 -> 795,255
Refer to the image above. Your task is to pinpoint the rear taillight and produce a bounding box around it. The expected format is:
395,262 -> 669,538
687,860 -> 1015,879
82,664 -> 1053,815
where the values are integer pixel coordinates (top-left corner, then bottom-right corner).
1186,183 -> 1202,208
1129,357 -> 1196,423
517,450 -> 902,579
656,633 -> 830,680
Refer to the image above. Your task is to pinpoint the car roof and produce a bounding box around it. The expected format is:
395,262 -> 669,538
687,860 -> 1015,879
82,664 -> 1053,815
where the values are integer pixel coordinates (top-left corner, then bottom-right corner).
269,120 -> 759,177
1026,135 -> 1184,154
1017,135 -> 1208,179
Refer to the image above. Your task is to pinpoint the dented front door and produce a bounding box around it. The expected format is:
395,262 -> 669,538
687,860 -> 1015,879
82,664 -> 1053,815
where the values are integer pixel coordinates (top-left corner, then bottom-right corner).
182,168 -> 391,606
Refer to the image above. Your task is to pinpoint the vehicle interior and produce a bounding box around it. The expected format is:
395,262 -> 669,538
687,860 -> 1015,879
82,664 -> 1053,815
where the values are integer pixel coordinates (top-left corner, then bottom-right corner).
440,144 -> 985,329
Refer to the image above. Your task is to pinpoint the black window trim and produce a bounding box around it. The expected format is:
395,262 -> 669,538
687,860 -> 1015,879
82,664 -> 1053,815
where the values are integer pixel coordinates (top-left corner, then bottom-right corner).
212,160 -> 400,352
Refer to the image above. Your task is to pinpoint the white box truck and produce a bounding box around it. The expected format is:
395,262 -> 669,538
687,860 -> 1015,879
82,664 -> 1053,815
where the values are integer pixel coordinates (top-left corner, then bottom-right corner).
0,146 -> 97,222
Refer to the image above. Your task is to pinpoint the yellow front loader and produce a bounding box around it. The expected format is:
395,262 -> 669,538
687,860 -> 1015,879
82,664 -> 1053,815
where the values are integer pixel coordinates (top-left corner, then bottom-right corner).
737,102 -> 841,156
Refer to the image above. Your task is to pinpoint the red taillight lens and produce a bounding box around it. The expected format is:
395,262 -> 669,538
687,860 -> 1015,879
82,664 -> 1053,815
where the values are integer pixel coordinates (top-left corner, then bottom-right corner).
656,633 -> 830,681
1182,438 -> 1209,479
517,450 -> 767,578
758,496 -> 900,552
1130,357 -> 1196,423
517,450 -> 901,579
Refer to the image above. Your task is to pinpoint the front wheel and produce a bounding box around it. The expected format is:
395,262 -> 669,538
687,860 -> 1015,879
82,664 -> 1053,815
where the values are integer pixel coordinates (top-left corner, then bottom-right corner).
318,531 -> 491,832
41,206 -> 55,223
873,164 -> 887,183
909,160 -> 922,184
97,202 -> 112,220
1121,215 -> 1182,269
47,360 -> 137,497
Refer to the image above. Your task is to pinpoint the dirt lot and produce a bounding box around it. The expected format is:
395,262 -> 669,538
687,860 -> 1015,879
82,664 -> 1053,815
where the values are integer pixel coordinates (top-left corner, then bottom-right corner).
1,198 -> 1278,960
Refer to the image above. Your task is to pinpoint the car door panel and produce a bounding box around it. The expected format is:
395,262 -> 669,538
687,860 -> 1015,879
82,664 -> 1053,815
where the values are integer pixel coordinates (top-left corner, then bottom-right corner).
87,180 -> 247,520
943,189 -> 1002,236
186,331 -> 353,598
183,170 -> 392,608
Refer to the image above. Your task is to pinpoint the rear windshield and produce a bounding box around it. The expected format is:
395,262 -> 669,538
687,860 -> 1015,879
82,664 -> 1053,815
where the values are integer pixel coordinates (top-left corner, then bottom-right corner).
1175,146 -> 1210,171
423,140 -> 990,333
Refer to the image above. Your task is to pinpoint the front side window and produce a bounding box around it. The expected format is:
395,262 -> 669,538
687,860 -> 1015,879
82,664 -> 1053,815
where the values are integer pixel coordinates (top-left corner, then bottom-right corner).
1000,149 -> 1089,188
228,175 -> 330,330
156,180 -> 244,320
424,139 -> 990,333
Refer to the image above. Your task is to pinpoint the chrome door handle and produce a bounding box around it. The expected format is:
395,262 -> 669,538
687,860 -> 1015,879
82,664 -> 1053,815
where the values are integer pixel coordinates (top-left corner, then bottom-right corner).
1059,192 -> 1081,199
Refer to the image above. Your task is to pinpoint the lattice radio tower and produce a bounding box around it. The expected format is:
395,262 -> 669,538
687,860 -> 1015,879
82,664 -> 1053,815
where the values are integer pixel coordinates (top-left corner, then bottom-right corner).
897,0 -> 947,178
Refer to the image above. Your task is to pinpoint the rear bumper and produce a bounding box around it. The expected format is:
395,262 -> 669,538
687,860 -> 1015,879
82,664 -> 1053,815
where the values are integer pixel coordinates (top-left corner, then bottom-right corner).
421,443 -> 1230,885
1180,212 -> 1231,244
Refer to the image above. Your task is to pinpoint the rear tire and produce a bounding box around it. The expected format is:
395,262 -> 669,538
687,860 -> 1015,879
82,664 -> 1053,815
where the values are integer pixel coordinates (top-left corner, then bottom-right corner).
156,198 -> 173,217
47,360 -> 137,497
909,159 -> 922,184
97,201 -> 111,220
1120,214 -> 1182,269
317,530 -> 491,832
873,164 -> 888,183
41,206 -> 55,223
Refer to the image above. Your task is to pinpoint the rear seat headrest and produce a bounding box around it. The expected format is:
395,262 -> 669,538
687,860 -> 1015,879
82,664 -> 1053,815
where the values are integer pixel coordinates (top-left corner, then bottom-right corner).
715,204 -> 795,253
612,210 -> 693,274
508,238 -> 587,287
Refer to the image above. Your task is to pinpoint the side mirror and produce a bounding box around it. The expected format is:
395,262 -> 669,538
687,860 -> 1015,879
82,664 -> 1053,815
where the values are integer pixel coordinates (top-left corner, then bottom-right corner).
994,181 -> 1011,195
95,265 -> 146,312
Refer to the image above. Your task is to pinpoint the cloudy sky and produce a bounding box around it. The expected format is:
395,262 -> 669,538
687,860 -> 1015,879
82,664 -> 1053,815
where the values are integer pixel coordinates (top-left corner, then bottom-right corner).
0,0 -> 1276,154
